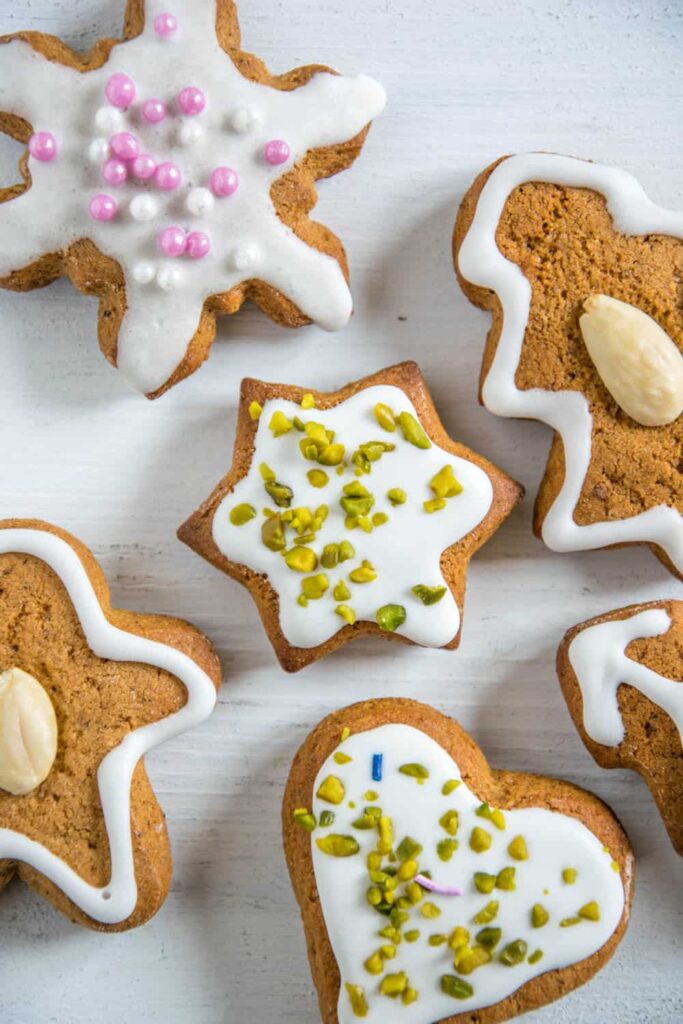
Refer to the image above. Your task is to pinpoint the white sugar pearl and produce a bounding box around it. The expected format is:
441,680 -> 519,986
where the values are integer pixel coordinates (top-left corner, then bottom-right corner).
129,194 -> 159,222
157,265 -> 183,291
231,245 -> 258,272
133,261 -> 156,285
230,107 -> 259,134
95,105 -> 123,133
88,137 -> 110,164
177,120 -> 203,147
186,187 -> 215,217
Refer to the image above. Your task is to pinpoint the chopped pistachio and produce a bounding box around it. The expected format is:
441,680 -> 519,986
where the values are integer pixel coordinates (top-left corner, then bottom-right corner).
268,410 -> 293,436
437,838 -> 459,862
364,790 -> 379,801
475,926 -> 502,950
379,972 -> 407,998
531,903 -> 549,928
316,775 -> 345,805
475,803 -> 504,829
229,503 -> 256,526
264,479 -> 293,508
560,916 -> 581,928
357,515 -> 373,533
473,901 -> 499,925
420,901 -> 441,919
259,462 -> 276,482
562,867 -> 577,885
321,543 -> 339,568
307,469 -> 329,489
441,975 -> 474,1000
377,816 -> 393,855
496,867 -> 516,891
284,546 -> 318,573
336,604 -> 356,626
248,400 -> 262,420
412,584 -> 447,605
341,482 -> 375,518
372,512 -> 389,527
404,929 -> 420,943
399,763 -> 430,782
377,604 -> 407,632
363,951 -> 384,975
499,939 -> 528,966
453,944 -> 491,974
374,403 -> 396,432
333,581 -> 352,601
396,836 -> 423,861
315,834 -> 359,857
442,779 -> 461,795
404,882 -> 423,905
424,497 -> 447,514
439,810 -> 459,836
262,514 -> 286,551
390,907 -> 409,927
302,574 -> 330,600
300,392 -> 316,410
292,415 -> 306,431
429,934 -> 448,947
474,872 -> 496,894
297,595 -> 308,608
579,901 -> 601,922
508,836 -> 528,861
430,464 -> 463,499
397,859 -> 419,882
338,540 -> 355,562
469,827 -> 492,854
318,443 -> 346,466
319,810 -> 335,827
345,983 -> 368,1019
398,411 -> 431,449
366,886 -> 383,906
528,949 -> 544,965
349,560 -> 378,584
387,488 -> 407,506
402,987 -> 418,1006
448,926 -> 470,951
378,926 -> 401,943
333,752 -> 352,765
292,808 -> 316,832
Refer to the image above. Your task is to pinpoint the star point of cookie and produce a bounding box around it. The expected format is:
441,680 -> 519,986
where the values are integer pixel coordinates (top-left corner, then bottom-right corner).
0,0 -> 386,396
0,519 -> 220,930
178,362 -> 523,672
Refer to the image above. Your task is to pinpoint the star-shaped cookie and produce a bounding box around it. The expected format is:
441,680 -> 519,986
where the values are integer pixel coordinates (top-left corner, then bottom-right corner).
0,0 -> 385,396
454,152 -> 683,578
0,520 -> 220,930
178,362 -> 523,671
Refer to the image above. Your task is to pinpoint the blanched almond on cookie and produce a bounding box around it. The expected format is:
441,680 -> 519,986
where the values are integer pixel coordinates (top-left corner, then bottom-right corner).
0,667 -> 57,796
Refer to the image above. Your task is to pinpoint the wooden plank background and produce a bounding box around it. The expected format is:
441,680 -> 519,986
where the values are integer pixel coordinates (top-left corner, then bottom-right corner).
0,0 -> 681,1021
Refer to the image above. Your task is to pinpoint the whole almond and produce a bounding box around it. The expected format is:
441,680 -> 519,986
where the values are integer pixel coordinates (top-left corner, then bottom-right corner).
0,667 -> 58,796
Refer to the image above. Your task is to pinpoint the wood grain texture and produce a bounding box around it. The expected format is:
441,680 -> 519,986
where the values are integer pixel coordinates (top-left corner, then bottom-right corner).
0,0 -> 681,1022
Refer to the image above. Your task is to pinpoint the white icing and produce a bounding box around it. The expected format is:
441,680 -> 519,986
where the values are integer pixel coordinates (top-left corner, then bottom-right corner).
0,0 -> 386,393
457,153 -> 683,573
0,527 -> 217,924
311,723 -> 626,1024
212,385 -> 494,649
568,607 -> 682,747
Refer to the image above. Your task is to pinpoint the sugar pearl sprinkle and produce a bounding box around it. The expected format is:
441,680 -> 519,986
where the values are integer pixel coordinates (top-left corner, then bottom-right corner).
28,131 -> 58,162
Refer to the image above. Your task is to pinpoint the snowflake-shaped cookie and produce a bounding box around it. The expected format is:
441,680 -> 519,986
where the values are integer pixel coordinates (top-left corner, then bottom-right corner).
0,0 -> 385,396
178,362 -> 523,672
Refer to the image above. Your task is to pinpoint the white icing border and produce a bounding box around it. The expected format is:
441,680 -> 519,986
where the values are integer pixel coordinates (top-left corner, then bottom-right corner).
568,606 -> 682,747
0,527 -> 217,924
457,152 -> 683,573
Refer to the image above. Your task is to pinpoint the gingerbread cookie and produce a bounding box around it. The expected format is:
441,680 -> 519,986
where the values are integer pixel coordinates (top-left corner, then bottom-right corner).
558,600 -> 683,855
0,519 -> 220,930
0,1 -> 385,397
178,362 -> 523,672
283,698 -> 633,1024
454,153 -> 683,578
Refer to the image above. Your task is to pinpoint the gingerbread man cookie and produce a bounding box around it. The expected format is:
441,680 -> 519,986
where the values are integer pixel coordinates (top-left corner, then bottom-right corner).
454,153 -> 683,578
0,0 -> 385,396
178,362 -> 523,671
0,520 -> 220,930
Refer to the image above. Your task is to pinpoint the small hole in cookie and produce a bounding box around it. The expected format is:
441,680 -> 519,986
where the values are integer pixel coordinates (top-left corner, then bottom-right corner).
102,890 -> 112,901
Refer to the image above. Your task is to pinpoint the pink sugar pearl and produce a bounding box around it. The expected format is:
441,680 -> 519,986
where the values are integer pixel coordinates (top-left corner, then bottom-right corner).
186,231 -> 211,260
132,153 -> 157,180
142,98 -> 168,124
110,131 -> 139,161
105,72 -> 136,109
89,194 -> 117,222
210,166 -> 239,198
28,131 -> 58,162
155,161 -> 182,190
102,158 -> 128,186
177,86 -> 206,116
159,226 -> 187,257
154,12 -> 177,38
264,139 -> 290,166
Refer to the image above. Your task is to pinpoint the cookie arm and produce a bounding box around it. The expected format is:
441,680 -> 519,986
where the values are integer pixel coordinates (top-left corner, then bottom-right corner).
0,37 -> 76,128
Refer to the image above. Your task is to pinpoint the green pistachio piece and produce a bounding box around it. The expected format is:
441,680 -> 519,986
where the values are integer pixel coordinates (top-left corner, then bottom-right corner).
430,465 -> 463,499
429,934 -> 448,946
579,901 -> 601,921
321,543 -> 340,569
412,584 -> 447,605
496,867 -> 516,891
297,595 -> 308,608
454,944 -> 491,974
262,514 -> 286,551
268,410 -> 293,436
376,604 -> 407,632
264,480 -> 293,508
387,488 -> 407,506
349,561 -> 378,584
300,392 -> 316,410
397,859 -> 418,881
499,939 -> 528,966
307,469 -> 329,488
469,827 -> 492,853
420,902 -> 441,919
424,497 -> 447,514
302,574 -> 330,600
336,604 -> 357,626
333,752 -> 352,765
562,867 -> 577,884
319,810 -> 335,827
402,987 -> 418,1006
442,779 -> 461,795
531,904 -> 549,928
399,763 -> 430,782
338,540 -> 355,562
377,815 -> 394,855
248,400 -> 262,420
372,512 -> 389,527
292,415 -> 306,431
379,972 -> 407,998
439,810 -> 459,836
363,951 -> 384,975
441,976 -> 474,1000
292,808 -> 316,832
473,901 -> 499,925
316,775 -> 345,805
398,411 -> 431,449
318,443 -> 346,466
396,836 -> 423,861
374,403 -> 396,432
448,926 -> 470,951
473,872 -> 496,894
508,836 -> 528,861
404,929 -> 420,943
229,503 -> 257,526
476,926 -> 502,950
284,546 -> 318,573
528,949 -> 544,965
560,917 -> 581,927
315,834 -> 360,857
345,983 -> 368,1019
259,462 -> 276,482
437,838 -> 459,862
333,580 -> 352,601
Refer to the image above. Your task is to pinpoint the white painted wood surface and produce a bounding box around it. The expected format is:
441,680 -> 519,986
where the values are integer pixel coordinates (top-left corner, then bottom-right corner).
0,0 -> 681,1020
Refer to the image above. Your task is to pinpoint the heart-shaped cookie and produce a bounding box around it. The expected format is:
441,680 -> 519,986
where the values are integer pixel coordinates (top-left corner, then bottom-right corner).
283,699 -> 633,1024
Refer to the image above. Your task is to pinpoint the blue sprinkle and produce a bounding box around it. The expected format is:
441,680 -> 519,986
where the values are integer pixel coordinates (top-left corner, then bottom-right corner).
372,753 -> 383,782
